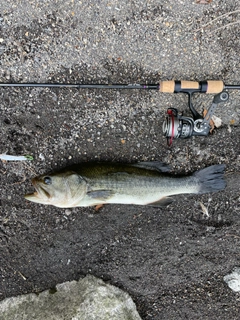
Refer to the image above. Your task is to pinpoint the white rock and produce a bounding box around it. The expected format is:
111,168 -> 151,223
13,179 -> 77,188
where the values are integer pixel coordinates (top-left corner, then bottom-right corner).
39,153 -> 45,160
211,115 -> 222,128
0,275 -> 142,320
223,267 -> 240,292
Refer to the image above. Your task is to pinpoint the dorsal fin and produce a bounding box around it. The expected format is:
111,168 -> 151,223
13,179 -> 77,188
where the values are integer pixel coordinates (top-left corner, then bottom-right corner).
132,161 -> 170,173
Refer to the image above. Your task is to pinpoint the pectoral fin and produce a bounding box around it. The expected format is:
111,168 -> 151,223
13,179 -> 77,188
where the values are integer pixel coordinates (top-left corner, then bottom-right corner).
87,190 -> 114,201
147,196 -> 173,207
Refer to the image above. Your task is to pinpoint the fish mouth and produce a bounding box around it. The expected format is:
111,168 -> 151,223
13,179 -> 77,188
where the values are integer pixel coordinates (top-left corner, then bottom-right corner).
25,178 -> 51,201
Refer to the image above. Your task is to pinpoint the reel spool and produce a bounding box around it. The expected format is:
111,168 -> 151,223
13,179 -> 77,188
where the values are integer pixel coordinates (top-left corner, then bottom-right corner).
163,109 -> 194,146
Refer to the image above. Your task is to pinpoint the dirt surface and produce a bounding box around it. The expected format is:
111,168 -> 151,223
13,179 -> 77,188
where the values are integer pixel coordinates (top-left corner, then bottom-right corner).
0,1 -> 240,319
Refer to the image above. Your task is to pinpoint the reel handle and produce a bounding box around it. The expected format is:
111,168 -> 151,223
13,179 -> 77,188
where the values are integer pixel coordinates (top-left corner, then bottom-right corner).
159,80 -> 224,94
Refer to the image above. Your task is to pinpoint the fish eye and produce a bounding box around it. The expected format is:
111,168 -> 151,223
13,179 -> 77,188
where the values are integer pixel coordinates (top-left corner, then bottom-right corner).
43,177 -> 52,185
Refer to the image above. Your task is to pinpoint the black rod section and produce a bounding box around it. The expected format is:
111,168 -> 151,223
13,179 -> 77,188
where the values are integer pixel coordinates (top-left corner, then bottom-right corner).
0,83 -> 160,90
224,85 -> 240,90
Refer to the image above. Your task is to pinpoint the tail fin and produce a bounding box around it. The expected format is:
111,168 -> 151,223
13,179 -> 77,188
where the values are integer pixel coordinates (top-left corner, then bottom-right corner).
194,164 -> 226,194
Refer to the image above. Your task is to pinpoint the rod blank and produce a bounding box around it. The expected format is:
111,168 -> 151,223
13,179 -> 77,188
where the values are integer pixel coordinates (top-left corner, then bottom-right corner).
0,81 -> 240,92
0,83 -> 159,90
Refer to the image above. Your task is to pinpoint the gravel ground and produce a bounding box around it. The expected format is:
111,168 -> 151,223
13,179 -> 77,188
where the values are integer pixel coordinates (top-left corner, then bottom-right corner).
0,1 -> 240,319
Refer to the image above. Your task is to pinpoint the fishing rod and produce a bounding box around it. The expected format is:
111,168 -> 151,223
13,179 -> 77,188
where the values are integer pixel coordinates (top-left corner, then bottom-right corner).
1,80 -> 240,145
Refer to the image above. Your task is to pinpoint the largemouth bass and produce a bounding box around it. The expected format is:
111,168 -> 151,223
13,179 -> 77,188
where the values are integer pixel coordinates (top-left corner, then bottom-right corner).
25,162 -> 226,208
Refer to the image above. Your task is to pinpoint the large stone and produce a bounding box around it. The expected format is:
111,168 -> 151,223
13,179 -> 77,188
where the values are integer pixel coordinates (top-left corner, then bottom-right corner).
223,267 -> 240,293
0,275 -> 142,320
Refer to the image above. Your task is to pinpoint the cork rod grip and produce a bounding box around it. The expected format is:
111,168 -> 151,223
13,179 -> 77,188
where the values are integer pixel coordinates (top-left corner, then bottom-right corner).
159,80 -> 175,93
159,80 -> 224,93
206,80 -> 224,93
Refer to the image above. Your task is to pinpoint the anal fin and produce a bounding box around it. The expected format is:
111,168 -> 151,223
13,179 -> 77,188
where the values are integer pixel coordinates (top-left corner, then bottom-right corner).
147,197 -> 173,207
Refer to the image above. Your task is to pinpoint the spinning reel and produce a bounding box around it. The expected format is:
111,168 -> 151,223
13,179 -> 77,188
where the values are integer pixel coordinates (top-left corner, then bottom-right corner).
163,91 -> 229,146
